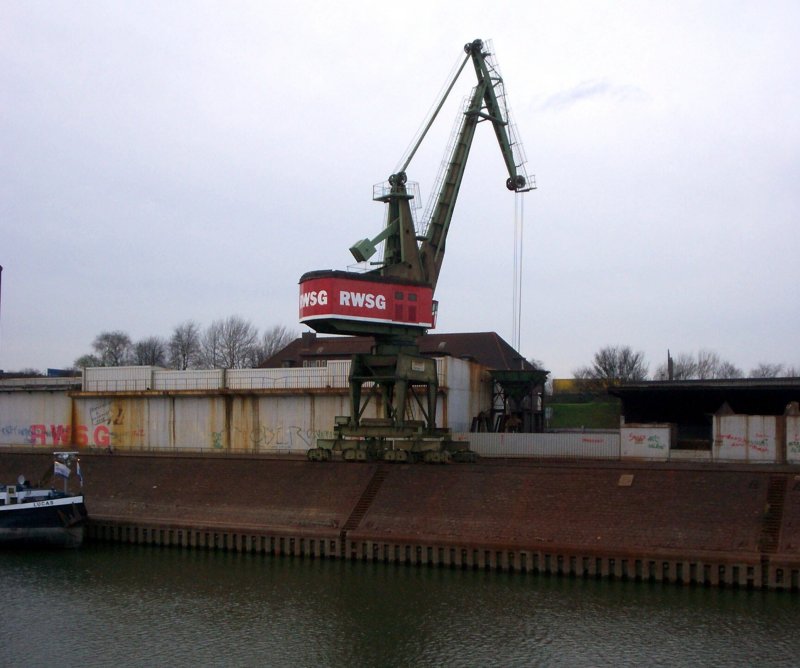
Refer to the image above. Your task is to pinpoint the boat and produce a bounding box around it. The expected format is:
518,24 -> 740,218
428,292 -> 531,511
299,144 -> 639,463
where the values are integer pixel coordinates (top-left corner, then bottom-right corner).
0,451 -> 87,547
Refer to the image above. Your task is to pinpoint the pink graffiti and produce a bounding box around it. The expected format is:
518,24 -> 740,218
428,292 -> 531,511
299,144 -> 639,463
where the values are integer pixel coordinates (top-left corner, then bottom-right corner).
718,433 -> 769,453
30,423 -> 110,447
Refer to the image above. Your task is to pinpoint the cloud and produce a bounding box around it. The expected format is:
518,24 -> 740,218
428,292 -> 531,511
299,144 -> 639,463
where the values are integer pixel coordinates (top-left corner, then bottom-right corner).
539,79 -> 649,112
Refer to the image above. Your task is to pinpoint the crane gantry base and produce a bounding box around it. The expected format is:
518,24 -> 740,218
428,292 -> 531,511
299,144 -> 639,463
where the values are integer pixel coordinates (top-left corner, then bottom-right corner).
308,419 -> 478,464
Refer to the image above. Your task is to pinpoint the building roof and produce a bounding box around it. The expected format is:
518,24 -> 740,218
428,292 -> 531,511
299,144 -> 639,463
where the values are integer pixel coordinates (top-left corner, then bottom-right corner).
262,331 -> 541,372
610,378 -> 800,422
613,378 -> 800,392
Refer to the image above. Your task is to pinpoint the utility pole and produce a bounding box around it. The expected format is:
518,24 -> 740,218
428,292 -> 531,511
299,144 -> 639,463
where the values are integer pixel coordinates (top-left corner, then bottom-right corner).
0,264 -> 3,371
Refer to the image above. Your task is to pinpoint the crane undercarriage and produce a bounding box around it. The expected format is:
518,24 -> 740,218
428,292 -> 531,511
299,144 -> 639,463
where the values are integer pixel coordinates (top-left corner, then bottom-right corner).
307,422 -> 477,463
306,349 -> 478,463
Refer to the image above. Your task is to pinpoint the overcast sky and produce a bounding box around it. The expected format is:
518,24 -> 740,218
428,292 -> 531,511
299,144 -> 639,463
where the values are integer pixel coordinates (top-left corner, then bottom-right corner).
2,1 -> 798,378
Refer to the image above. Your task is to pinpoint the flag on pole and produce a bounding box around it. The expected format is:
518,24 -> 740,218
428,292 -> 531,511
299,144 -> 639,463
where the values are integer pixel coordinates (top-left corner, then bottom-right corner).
54,461 -> 70,479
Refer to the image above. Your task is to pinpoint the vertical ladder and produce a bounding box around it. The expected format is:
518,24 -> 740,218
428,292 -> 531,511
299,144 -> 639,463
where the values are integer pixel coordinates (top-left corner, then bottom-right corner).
760,474 -> 787,584
340,464 -> 389,555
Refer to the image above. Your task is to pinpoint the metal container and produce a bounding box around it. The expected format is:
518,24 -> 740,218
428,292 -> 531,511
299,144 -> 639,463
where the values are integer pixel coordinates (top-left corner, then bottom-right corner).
83,366 -> 156,392
153,370 -> 224,391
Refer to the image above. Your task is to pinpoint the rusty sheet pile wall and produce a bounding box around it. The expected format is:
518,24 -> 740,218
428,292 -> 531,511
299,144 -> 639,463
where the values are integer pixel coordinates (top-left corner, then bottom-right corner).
1,452 -> 797,590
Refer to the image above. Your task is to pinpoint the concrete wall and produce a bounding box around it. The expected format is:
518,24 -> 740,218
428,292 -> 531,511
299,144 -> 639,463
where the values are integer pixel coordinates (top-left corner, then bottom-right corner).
3,371 -> 797,466
0,359 -> 488,452
31,393 -> 363,453
0,390 -> 74,446
620,424 -> 674,461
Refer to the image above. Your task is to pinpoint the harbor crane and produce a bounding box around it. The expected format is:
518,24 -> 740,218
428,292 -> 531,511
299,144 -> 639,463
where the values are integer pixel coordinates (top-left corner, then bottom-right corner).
299,39 -> 532,462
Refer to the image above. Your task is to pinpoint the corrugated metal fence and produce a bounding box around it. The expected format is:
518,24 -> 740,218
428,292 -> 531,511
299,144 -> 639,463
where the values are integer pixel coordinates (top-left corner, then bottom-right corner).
462,432 -> 621,459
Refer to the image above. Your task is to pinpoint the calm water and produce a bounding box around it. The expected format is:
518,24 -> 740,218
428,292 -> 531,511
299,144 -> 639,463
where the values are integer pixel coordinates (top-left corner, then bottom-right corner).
1,544 -> 798,667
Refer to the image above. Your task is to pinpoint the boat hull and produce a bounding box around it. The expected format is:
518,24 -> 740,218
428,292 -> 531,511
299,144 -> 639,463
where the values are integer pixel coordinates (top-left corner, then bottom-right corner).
0,496 -> 87,548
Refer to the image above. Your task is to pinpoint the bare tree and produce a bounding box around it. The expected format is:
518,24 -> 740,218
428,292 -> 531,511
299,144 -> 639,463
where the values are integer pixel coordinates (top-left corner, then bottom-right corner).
89,331 -> 133,366
250,325 -> 297,367
749,362 -> 785,378
199,320 -> 224,369
717,361 -> 744,379
201,316 -> 258,369
696,349 -> 742,379
169,321 -> 202,369
133,336 -> 167,366
654,352 -> 699,380
654,349 -> 744,380
573,345 -> 648,386
527,357 -> 546,370
671,352 -> 699,380
0,368 -> 44,378
74,354 -> 101,368
696,350 -> 720,379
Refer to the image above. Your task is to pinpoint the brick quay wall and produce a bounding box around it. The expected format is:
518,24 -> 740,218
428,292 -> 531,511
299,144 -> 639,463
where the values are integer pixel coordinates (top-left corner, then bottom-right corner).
2,451 -> 798,590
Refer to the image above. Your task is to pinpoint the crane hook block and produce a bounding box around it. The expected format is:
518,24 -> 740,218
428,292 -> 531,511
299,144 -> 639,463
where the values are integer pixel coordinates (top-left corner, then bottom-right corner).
507,175 -> 526,191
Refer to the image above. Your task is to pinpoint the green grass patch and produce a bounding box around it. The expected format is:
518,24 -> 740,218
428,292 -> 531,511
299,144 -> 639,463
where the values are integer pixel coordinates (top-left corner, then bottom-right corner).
548,398 -> 621,429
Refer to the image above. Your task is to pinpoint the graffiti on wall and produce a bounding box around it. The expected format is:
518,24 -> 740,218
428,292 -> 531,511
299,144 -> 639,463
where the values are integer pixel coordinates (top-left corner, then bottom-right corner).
233,424 -> 319,450
1,425 -> 35,441
29,423 -> 111,446
3,393 -> 329,451
626,433 -> 666,450
26,401 -> 127,447
90,402 -> 121,427
716,432 -> 771,454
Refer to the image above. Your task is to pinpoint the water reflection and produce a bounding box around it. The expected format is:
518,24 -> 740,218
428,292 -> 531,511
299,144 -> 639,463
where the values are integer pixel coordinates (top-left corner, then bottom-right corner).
1,545 -> 797,667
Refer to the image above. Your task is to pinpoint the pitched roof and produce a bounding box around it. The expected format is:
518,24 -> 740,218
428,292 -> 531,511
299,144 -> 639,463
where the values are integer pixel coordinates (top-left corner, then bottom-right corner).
262,331 -> 539,372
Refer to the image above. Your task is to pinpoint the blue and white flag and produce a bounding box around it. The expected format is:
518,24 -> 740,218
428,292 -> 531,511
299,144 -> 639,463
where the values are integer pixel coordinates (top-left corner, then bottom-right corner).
54,461 -> 70,479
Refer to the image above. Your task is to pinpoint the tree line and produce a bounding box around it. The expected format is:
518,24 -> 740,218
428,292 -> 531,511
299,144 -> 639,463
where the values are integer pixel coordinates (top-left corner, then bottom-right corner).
73,317 -> 296,370
574,345 -> 799,385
